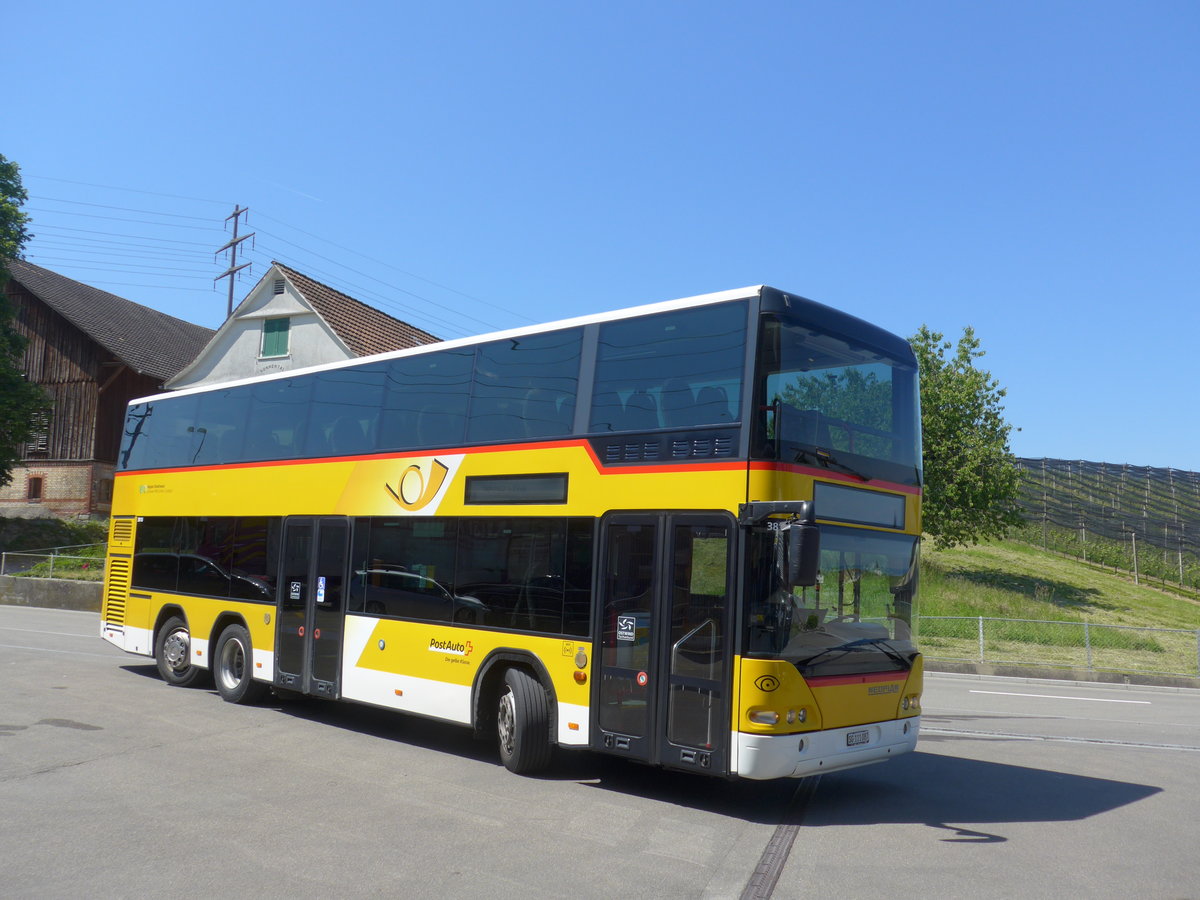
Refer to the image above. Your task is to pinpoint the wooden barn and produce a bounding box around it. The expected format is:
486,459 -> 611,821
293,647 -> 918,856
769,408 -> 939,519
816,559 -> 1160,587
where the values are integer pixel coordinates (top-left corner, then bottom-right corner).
1,259 -> 214,519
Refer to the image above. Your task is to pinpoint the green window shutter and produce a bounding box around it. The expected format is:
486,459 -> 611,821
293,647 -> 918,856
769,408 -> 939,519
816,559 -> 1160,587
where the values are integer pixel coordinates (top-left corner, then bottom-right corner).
261,318 -> 290,357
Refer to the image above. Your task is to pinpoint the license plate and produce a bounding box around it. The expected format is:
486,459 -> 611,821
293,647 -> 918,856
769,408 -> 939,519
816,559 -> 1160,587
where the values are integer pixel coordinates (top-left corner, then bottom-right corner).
846,729 -> 870,747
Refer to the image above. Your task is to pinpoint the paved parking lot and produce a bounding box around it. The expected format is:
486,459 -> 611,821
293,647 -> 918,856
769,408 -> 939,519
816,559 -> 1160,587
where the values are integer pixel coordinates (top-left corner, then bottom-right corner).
3,606 -> 1198,899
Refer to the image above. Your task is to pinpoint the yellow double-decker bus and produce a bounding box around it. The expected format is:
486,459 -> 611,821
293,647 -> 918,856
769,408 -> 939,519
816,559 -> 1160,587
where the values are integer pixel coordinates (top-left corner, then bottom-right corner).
101,285 -> 923,779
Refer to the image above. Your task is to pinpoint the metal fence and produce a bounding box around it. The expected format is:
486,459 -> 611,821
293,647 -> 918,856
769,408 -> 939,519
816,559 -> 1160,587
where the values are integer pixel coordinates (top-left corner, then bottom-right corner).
0,543 -> 106,581
921,615 -> 1200,678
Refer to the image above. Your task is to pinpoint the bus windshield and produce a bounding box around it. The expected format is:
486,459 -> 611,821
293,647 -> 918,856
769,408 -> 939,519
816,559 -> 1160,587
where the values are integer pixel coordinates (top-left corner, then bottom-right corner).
746,525 -> 918,677
756,315 -> 921,487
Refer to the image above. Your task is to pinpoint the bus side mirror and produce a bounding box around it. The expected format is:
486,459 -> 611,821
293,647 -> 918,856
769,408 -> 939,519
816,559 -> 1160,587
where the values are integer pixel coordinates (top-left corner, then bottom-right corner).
786,522 -> 820,587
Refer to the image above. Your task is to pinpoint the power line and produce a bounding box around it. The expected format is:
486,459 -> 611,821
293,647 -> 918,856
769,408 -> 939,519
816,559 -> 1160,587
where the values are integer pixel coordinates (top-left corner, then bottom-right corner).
29,195 -> 216,222
26,207 -> 220,231
253,209 -> 535,324
253,226 -> 506,332
58,279 -> 217,294
24,173 -> 230,206
245,243 -> 473,339
24,256 -> 216,277
28,223 -> 214,247
32,241 -> 211,264
25,173 -> 528,335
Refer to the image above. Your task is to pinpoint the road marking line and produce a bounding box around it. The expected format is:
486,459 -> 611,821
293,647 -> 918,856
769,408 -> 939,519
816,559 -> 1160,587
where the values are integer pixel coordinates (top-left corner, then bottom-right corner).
923,727 -> 1199,752
0,626 -> 95,638
969,690 -> 1150,705
0,642 -> 125,660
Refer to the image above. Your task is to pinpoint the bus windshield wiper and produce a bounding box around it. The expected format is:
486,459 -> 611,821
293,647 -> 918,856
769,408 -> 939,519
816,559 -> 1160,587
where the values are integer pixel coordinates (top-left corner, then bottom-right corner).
814,448 -> 870,482
795,637 -> 911,672
792,446 -> 870,482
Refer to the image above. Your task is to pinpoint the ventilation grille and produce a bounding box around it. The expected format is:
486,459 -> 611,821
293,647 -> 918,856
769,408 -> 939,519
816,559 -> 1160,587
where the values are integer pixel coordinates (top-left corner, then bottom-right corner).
273,279 -> 286,295
110,518 -> 134,544
605,441 -> 661,463
672,437 -> 735,458
599,432 -> 738,464
103,557 -> 131,627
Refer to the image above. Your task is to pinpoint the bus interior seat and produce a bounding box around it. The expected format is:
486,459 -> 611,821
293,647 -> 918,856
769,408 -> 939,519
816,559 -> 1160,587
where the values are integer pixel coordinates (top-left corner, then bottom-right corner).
330,417 -> 366,455
523,388 -> 564,438
661,379 -> 695,427
589,392 -> 625,432
623,390 -> 659,430
695,386 -> 732,424
243,426 -> 281,459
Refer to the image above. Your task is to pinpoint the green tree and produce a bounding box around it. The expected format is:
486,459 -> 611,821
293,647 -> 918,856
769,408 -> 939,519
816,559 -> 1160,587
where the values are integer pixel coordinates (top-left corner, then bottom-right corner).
910,325 -> 1022,549
0,154 -> 50,488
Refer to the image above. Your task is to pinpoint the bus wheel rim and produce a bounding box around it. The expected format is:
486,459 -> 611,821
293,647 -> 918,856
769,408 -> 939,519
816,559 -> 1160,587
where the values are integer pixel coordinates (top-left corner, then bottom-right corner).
164,630 -> 189,671
219,637 -> 245,689
498,688 -> 516,756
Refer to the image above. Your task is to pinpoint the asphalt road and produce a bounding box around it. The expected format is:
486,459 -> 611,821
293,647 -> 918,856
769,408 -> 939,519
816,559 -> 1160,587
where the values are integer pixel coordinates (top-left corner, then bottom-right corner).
2,606 -> 1198,899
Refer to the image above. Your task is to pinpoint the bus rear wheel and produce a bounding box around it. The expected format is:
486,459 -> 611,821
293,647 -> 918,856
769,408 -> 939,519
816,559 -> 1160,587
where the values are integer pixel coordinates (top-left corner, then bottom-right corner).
214,623 -> 269,704
155,616 -> 206,687
496,668 -> 552,775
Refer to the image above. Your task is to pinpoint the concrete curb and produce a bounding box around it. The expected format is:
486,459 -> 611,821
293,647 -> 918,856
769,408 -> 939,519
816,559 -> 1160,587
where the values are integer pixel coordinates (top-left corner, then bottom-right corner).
924,659 -> 1200,691
0,575 -> 101,611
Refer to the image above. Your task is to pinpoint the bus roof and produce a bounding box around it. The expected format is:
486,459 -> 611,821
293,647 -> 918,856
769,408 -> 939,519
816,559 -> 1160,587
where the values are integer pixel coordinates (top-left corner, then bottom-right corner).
131,284 -> 910,405
131,285 -> 767,405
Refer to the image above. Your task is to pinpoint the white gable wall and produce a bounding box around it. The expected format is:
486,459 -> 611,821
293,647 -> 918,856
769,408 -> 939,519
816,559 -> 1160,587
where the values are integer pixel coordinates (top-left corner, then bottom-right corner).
166,267 -> 355,389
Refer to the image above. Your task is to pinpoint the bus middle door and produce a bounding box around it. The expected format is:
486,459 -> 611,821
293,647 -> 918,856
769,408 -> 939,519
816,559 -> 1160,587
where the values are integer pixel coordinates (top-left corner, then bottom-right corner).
275,516 -> 349,698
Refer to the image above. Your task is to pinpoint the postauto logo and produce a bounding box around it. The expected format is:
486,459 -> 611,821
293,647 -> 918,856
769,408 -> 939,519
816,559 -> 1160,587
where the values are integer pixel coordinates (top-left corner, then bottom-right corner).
429,637 -> 473,657
385,458 -> 450,512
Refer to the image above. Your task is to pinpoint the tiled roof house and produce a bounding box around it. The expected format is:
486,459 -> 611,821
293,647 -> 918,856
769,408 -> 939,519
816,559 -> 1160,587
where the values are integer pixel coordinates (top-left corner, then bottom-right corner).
1,259 -> 215,518
166,262 -> 440,389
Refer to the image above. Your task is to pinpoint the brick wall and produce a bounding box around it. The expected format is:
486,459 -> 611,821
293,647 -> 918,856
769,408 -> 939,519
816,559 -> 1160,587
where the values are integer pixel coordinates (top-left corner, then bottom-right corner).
0,462 -> 113,519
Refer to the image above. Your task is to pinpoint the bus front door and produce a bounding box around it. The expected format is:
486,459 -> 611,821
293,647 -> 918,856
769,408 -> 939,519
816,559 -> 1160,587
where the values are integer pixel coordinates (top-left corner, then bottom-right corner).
275,516 -> 349,698
594,514 -> 734,775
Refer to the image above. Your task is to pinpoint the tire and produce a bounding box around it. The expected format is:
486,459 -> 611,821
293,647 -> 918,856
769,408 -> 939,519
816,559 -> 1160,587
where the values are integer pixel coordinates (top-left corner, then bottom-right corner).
496,668 -> 553,775
213,624 -> 268,704
155,615 -> 206,687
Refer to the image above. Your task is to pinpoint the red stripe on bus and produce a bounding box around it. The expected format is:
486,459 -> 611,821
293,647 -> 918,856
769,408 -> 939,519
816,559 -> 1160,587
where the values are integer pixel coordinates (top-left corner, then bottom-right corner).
748,461 -> 921,495
117,438 -> 751,477
806,670 -> 906,687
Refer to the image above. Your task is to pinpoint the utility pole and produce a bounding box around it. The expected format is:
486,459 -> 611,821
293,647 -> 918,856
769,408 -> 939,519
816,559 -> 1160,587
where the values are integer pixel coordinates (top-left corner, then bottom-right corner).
215,206 -> 255,318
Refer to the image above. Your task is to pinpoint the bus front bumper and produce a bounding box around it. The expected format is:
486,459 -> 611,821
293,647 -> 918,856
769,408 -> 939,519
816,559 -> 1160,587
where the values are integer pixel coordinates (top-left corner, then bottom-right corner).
734,715 -> 921,780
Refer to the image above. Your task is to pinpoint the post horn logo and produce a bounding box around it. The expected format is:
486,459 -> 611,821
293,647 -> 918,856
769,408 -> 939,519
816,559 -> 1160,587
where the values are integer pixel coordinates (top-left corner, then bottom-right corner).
385,459 -> 450,511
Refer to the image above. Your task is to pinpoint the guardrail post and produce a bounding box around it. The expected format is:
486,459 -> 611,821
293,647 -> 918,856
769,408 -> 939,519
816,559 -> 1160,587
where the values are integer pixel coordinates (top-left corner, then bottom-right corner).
978,616 -> 985,663
1196,631 -> 1200,677
1084,622 -> 1092,670
0,552 -> 5,575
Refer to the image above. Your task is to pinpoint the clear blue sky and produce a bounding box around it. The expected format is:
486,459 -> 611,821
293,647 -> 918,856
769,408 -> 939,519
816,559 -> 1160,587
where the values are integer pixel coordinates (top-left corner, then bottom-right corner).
6,1 -> 1198,471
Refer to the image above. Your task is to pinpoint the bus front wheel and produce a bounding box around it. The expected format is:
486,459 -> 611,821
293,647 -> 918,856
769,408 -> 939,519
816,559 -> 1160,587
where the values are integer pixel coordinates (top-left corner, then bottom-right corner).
155,616 -> 206,687
496,668 -> 552,775
214,624 -> 268,705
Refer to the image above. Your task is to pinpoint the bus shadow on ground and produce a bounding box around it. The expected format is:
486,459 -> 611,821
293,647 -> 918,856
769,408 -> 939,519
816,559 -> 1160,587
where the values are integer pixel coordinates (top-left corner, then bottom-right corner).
120,666 -> 1159,831
250,688 -> 803,823
802,746 -> 1161,840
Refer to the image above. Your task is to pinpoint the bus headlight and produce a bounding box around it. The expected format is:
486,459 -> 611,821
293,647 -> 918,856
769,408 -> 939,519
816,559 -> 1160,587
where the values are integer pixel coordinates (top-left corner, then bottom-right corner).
748,708 -> 780,725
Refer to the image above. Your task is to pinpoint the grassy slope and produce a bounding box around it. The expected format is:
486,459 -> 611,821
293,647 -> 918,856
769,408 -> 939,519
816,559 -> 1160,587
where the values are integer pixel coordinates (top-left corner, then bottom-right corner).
922,538 -> 1200,631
